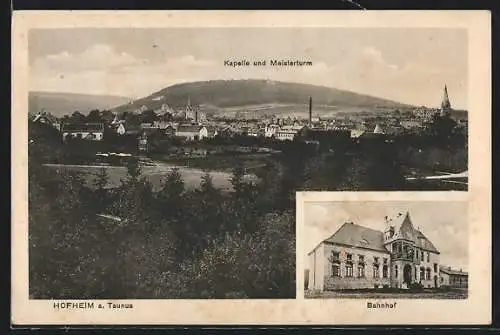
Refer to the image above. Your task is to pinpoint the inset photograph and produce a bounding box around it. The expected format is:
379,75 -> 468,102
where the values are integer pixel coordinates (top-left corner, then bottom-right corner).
304,200 -> 468,299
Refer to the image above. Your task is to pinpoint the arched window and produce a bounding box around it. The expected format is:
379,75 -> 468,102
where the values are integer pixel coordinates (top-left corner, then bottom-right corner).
394,265 -> 398,278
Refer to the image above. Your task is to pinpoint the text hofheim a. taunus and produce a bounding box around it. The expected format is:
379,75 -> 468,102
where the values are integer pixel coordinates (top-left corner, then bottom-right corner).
224,59 -> 313,67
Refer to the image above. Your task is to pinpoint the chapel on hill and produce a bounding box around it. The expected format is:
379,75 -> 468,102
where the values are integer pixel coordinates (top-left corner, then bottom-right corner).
307,211 -> 441,291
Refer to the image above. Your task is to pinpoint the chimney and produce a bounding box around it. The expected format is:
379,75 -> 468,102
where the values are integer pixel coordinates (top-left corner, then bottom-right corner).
195,107 -> 198,124
309,96 -> 312,126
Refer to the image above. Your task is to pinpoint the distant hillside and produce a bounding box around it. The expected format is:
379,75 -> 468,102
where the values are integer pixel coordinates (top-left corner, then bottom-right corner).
29,91 -> 131,118
112,80 -> 413,114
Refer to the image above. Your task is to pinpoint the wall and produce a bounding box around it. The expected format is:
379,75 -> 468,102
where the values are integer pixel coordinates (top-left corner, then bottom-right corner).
440,272 -> 450,286
322,243 -> 391,290
63,132 -> 103,141
417,250 -> 440,288
307,244 -> 325,291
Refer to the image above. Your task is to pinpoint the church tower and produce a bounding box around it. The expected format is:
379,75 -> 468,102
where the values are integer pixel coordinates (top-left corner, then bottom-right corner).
440,85 -> 452,117
185,95 -> 194,120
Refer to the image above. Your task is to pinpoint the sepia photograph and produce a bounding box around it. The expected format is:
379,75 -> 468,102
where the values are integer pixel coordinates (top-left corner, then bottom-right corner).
27,26 -> 469,300
12,11 -> 490,325
303,200 -> 468,299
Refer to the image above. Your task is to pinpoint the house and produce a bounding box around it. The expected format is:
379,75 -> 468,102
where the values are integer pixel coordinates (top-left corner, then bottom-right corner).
152,120 -> 169,130
33,111 -> 60,131
116,123 -> 126,135
264,124 -> 280,138
247,128 -> 263,137
175,125 -> 208,141
439,266 -> 468,289
138,131 -> 148,152
275,125 -> 307,141
61,123 -> 105,142
205,126 -> 218,138
350,129 -> 365,139
307,211 -> 440,291
164,125 -> 176,137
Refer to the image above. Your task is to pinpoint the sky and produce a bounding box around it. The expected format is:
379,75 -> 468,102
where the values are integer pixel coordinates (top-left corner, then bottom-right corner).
303,201 -> 468,271
29,28 -> 468,109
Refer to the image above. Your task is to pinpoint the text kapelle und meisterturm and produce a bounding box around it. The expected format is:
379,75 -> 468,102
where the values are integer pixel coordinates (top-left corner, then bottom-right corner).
224,59 -> 313,67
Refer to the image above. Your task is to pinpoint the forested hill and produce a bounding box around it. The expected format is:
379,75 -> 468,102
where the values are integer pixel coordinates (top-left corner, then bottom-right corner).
113,79 -> 413,113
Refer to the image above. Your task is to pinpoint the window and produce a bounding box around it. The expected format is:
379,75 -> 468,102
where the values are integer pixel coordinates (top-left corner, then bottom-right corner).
434,263 -> 438,272
346,263 -> 353,277
420,267 -> 425,280
382,265 -> 388,278
358,264 -> 365,278
416,249 -> 419,260
426,268 -> 431,280
441,277 -> 444,283
421,250 -> 424,261
383,258 -> 388,265
427,252 -> 430,262
358,255 -> 365,264
330,251 -> 340,263
331,264 -> 340,277
373,265 -> 380,278
373,257 -> 379,264
346,253 -> 353,261
394,265 -> 398,279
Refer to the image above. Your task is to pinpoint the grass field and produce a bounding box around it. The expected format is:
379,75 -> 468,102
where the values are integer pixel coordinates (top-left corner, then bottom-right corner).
305,289 -> 468,299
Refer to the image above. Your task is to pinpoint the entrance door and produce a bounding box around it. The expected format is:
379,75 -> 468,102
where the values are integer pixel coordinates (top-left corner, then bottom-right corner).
403,264 -> 412,285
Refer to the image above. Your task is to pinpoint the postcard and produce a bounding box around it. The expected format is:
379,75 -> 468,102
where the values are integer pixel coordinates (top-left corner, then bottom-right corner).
297,192 -> 489,324
12,10 -> 490,325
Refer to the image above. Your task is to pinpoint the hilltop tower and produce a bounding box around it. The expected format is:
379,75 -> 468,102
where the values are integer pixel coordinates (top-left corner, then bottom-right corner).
440,85 -> 452,117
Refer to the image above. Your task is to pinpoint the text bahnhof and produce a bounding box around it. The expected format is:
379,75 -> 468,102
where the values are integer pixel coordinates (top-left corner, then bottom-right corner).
224,59 -> 313,67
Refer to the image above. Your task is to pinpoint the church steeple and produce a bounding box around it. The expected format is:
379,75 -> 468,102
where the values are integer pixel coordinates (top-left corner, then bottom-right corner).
440,85 -> 451,116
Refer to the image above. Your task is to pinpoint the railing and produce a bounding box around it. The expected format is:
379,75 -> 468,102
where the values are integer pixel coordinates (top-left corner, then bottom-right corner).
392,251 -> 414,261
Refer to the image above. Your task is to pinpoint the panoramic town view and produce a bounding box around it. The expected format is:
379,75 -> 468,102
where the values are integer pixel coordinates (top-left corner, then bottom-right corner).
28,28 -> 468,299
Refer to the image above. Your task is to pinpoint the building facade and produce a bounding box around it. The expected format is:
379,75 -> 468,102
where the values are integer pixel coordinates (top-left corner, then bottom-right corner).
307,211 -> 441,291
439,266 -> 468,289
175,125 -> 209,141
61,123 -> 105,142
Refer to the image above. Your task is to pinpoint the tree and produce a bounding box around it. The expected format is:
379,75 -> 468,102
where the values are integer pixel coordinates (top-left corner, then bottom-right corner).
125,157 -> 141,183
69,111 -> 86,123
140,110 -> 158,124
154,168 -> 186,233
230,161 -> 246,195
86,109 -> 102,123
338,145 -> 406,191
92,167 -> 110,212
